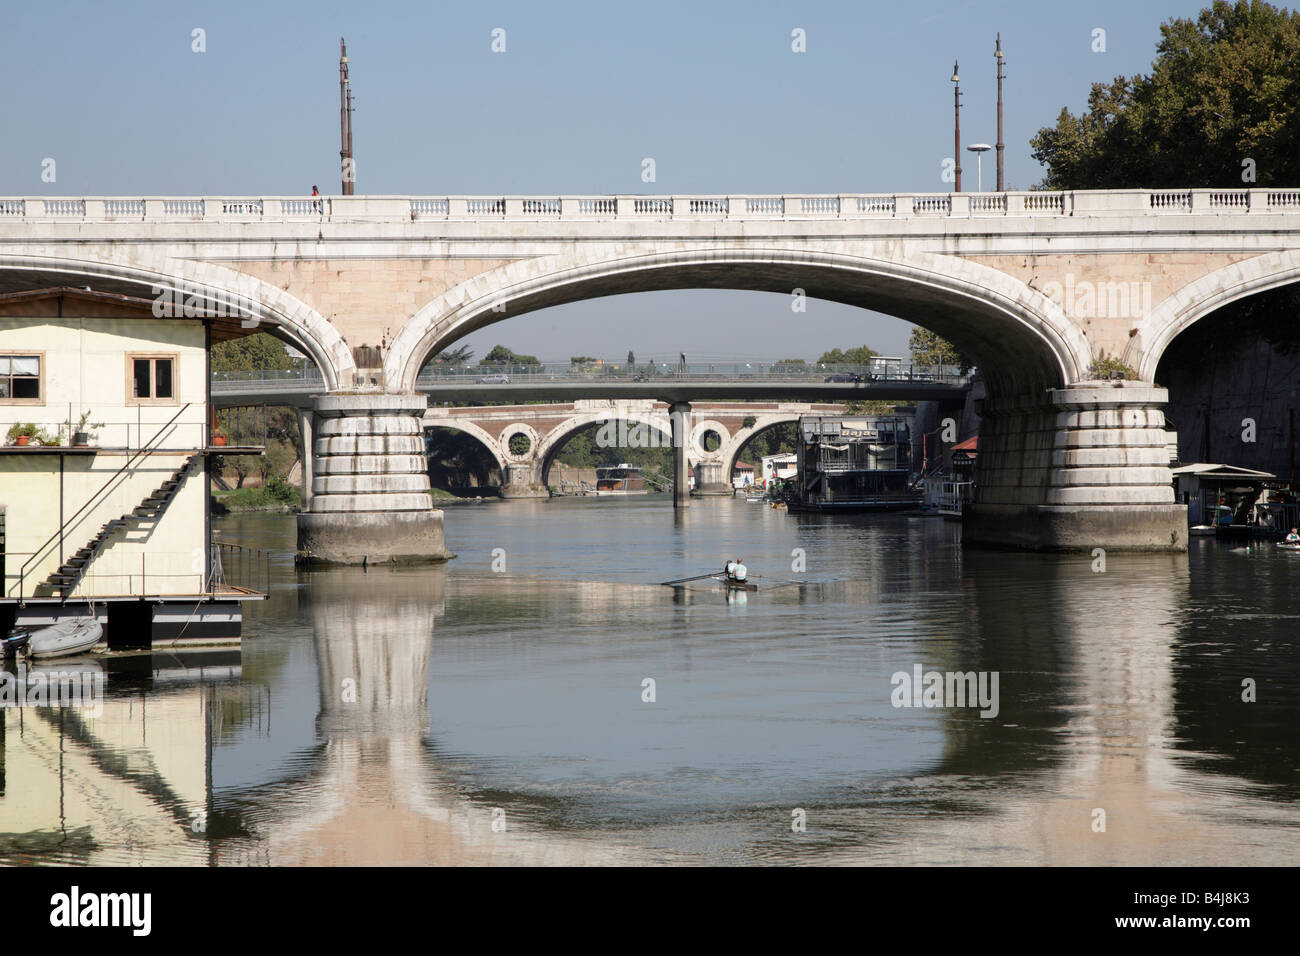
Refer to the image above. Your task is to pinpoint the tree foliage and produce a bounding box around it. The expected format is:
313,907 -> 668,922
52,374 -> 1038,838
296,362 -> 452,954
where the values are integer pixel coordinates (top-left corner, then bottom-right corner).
1031,1 -> 1300,357
816,345 -> 878,365
210,333 -> 293,372
479,344 -> 541,366
1030,1 -> 1300,188
428,344 -> 474,366
908,328 -> 969,368
209,333 -> 301,487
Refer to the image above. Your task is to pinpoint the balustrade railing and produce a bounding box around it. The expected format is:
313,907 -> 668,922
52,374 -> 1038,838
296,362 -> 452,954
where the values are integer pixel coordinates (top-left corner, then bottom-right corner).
9,189 -> 1300,224
208,361 -> 971,393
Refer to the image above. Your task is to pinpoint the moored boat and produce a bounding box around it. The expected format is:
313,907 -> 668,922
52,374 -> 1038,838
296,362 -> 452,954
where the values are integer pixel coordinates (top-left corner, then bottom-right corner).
594,463 -> 647,495
26,617 -> 103,659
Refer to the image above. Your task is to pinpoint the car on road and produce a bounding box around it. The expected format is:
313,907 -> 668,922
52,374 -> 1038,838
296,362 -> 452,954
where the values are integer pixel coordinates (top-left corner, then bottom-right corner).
476,373 -> 510,384
823,373 -> 863,383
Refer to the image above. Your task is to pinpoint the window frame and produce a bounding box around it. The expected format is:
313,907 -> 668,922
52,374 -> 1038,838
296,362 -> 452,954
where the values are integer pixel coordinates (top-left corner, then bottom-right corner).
126,352 -> 180,405
0,350 -> 46,405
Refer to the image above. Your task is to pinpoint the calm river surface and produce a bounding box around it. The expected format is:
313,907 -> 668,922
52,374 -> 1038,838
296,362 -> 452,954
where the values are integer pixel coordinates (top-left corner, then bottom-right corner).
2,495 -> 1298,865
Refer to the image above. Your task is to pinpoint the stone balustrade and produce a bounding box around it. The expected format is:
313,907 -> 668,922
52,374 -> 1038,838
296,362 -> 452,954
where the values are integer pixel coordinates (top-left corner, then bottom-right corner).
4,189 -> 1300,224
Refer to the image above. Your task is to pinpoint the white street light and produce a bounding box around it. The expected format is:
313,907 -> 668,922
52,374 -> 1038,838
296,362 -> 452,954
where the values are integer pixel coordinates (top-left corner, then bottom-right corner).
966,143 -> 992,192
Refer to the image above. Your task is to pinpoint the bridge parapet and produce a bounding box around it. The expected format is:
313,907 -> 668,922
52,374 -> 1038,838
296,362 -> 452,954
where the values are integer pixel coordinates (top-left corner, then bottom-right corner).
5,189 -> 1300,225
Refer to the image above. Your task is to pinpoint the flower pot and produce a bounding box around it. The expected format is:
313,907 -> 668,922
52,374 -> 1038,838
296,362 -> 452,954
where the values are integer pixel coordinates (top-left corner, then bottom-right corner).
73,431 -> 89,446
14,435 -> 29,446
212,434 -> 227,447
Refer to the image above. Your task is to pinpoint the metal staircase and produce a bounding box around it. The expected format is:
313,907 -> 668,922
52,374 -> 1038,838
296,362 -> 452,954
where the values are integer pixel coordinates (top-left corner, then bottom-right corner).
36,454 -> 201,598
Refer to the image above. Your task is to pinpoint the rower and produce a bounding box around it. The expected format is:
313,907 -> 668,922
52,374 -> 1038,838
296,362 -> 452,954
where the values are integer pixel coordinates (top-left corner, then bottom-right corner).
1287,527 -> 1300,543
725,558 -> 738,580
732,558 -> 747,582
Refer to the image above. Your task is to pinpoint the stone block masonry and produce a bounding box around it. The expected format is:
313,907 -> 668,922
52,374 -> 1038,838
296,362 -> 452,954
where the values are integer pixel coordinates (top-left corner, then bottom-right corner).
296,393 -> 452,565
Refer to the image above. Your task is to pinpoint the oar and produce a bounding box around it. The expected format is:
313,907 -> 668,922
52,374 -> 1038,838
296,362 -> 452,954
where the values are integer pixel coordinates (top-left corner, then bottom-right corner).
661,572 -> 726,587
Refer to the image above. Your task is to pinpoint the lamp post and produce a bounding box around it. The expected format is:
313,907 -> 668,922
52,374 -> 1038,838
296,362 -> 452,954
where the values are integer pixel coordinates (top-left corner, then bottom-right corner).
951,61 -> 962,192
967,143 -> 992,192
995,33 -> 1006,192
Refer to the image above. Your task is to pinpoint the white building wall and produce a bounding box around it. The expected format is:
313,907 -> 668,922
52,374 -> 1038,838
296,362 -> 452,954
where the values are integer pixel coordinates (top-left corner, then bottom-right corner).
0,317 -> 209,599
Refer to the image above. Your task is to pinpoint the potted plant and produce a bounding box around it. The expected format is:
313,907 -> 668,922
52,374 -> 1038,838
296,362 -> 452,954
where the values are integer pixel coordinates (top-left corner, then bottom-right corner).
72,410 -> 103,447
212,428 -> 227,447
6,423 -> 38,446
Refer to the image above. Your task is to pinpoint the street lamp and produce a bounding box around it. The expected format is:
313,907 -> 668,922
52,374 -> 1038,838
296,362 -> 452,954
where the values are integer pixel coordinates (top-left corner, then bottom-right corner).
951,62 -> 962,192
966,143 -> 992,192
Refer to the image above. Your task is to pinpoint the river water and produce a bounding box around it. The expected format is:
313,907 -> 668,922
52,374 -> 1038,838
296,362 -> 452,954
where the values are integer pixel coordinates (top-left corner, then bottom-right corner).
2,496 -> 1297,865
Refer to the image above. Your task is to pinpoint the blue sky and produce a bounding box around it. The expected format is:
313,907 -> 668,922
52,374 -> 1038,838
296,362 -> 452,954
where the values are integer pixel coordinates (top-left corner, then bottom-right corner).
2,0 -> 1206,361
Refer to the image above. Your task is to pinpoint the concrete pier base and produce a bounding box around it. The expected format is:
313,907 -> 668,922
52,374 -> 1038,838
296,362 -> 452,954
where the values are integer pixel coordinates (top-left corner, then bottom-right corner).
964,382 -> 1187,552
296,393 -> 453,565
500,462 -> 548,498
963,504 -> 1187,552
693,458 -> 733,496
298,509 -> 450,565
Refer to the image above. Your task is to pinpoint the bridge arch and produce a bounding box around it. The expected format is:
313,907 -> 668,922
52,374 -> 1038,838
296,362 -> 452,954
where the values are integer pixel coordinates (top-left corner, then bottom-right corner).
717,413 -> 804,480
387,245 -> 1089,397
0,251 -> 353,388
422,417 -> 509,473
1129,249 -> 1300,381
533,407 -> 676,488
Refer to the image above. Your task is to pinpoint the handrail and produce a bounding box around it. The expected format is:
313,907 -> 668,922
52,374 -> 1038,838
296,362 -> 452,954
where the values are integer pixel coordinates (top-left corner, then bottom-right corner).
19,402 -> 193,602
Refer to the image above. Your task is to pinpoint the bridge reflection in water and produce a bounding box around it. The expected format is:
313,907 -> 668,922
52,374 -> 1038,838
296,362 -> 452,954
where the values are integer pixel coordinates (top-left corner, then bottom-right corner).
0,510 -> 1296,864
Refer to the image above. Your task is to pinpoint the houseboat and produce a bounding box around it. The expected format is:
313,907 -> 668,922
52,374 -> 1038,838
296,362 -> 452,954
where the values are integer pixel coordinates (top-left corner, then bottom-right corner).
788,415 -> 921,513
594,463 -> 647,495
0,286 -> 266,647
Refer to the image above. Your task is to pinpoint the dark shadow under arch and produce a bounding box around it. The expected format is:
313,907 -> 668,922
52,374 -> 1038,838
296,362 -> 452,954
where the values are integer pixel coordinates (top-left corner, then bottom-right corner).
425,426 -> 503,493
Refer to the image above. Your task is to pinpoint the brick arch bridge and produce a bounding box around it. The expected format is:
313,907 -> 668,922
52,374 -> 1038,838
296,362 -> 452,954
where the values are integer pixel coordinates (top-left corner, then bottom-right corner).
424,401 -> 845,496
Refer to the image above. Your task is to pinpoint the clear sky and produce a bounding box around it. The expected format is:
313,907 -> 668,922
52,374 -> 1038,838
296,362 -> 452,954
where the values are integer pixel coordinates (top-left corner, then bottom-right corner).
2,0 -> 1204,362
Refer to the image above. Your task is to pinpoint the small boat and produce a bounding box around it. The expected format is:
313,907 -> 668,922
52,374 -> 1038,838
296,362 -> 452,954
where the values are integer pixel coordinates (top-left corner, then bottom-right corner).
1277,540 -> 1300,551
1189,525 -> 1217,536
713,575 -> 758,592
26,617 -> 103,659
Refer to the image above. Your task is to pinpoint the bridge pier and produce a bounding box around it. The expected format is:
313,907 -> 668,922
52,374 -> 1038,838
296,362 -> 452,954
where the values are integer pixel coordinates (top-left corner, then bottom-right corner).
963,383 -> 1186,552
501,462 -> 548,498
693,459 -> 733,496
296,394 -> 452,565
670,401 -> 691,508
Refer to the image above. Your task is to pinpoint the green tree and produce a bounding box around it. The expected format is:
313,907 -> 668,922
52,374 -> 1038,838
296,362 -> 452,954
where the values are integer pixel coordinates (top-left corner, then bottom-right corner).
1030,2 -> 1300,189
209,333 -> 302,488
908,328 -> 969,368
817,345 -> 878,365
428,344 -> 474,366
1030,0 -> 1300,356
479,345 -> 541,366
210,332 -> 292,372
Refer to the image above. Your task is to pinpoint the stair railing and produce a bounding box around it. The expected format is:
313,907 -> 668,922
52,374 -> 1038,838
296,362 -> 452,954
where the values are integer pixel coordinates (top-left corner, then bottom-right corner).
19,403 -> 193,603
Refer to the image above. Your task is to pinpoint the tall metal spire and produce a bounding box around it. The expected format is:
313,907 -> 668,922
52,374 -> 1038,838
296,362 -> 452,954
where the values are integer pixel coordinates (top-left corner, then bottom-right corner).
340,38 -> 355,195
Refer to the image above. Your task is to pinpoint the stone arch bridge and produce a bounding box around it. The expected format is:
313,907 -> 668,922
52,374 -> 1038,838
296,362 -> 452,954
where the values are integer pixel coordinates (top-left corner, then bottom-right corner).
7,187 -> 1300,557
425,400 -> 847,497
